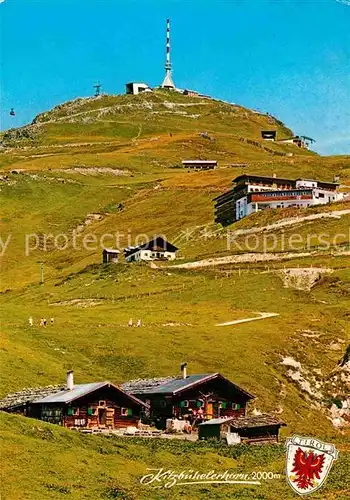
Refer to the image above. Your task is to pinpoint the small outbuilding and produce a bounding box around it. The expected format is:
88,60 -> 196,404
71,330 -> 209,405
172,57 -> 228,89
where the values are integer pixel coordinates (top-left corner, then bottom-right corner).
125,82 -> 152,95
182,160 -> 217,171
183,89 -> 199,97
198,414 -> 286,444
261,130 -> 277,141
277,136 -> 315,149
102,248 -> 120,264
198,417 -> 233,440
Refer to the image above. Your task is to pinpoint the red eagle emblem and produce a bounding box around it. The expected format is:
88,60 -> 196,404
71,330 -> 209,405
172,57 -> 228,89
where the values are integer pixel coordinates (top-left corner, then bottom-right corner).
291,447 -> 326,490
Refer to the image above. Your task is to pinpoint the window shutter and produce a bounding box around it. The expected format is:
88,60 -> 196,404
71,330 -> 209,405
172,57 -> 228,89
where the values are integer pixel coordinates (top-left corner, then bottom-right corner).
87,407 -> 94,416
67,408 -> 74,416
221,402 -> 227,409
196,401 -> 203,408
127,408 -> 133,416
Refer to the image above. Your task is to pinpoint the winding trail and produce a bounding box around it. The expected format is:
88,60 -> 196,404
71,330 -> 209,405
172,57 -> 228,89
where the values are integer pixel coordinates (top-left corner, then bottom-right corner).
216,312 -> 279,327
171,249 -> 349,270
230,209 -> 350,237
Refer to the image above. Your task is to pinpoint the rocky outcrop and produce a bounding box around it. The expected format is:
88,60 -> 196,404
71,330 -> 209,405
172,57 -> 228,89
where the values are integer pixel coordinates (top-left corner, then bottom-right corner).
278,268 -> 333,291
1,124 -> 42,146
280,347 -> 350,429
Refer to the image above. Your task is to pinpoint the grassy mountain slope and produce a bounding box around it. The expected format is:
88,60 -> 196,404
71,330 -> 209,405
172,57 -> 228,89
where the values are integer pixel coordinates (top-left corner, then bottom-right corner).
0,91 -> 349,499
1,90 -> 316,174
1,413 -> 349,500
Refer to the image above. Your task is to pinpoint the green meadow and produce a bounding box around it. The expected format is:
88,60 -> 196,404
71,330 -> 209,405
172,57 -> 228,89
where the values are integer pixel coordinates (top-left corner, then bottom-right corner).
0,91 -> 349,499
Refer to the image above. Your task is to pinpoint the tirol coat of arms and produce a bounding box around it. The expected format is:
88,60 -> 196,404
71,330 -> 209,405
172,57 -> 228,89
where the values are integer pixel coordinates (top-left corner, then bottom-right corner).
286,435 -> 338,495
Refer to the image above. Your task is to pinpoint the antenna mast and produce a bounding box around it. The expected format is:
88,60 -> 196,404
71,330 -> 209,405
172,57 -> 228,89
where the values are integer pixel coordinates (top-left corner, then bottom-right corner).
161,18 -> 175,89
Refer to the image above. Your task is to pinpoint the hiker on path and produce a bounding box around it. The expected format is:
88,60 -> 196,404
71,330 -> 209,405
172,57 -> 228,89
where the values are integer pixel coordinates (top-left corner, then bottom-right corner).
28,317 -> 33,327
43,318 -> 47,327
128,318 -> 133,327
136,319 -> 142,327
50,317 -> 54,326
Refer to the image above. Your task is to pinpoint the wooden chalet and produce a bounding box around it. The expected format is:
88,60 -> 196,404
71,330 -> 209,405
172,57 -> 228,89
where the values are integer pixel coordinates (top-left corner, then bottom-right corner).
121,366 -> 254,428
124,236 -> 178,263
198,414 -> 286,444
0,371 -> 147,430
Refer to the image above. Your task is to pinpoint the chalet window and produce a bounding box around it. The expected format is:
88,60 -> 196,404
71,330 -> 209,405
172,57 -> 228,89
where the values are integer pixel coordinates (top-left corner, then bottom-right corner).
232,403 -> 241,410
99,400 -> 106,407
87,407 -> 97,416
179,400 -> 189,408
67,407 -> 79,416
74,419 -> 85,426
196,400 -> 203,408
219,402 -> 227,409
121,408 -> 133,416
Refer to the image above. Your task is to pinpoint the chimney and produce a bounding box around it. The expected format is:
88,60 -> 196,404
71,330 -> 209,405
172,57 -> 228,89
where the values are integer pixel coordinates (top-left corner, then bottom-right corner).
180,362 -> 187,379
66,370 -> 74,390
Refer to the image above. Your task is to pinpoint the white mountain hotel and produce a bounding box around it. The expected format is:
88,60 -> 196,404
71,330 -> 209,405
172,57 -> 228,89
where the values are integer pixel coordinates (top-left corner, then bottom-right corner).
214,174 -> 343,225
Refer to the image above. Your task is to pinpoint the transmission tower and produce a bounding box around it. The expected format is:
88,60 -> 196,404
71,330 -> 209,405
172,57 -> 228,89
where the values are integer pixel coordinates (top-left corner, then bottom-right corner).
93,82 -> 102,97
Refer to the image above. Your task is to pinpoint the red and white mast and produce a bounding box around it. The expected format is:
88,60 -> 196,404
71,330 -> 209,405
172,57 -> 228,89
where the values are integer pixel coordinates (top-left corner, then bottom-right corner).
161,18 -> 175,89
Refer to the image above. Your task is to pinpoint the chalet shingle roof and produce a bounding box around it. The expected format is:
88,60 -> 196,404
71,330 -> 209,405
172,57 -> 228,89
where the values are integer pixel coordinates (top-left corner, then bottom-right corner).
0,385 -> 65,410
124,236 -> 178,257
122,374 -> 212,395
121,373 -> 255,399
35,382 -> 110,403
0,382 -> 148,410
199,414 -> 285,428
229,414 -> 286,429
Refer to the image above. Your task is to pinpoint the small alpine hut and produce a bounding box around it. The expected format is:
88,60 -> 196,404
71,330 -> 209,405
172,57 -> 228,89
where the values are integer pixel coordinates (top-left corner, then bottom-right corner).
121,364 -> 254,429
124,236 -> 178,263
277,136 -> 315,149
261,130 -> 276,141
102,248 -> 120,264
198,414 -> 286,444
0,371 -> 148,430
125,82 -> 152,95
182,160 -> 217,171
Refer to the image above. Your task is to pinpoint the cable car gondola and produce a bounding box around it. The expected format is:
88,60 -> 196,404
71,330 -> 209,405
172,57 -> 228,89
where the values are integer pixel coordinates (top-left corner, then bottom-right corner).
10,108 -> 15,116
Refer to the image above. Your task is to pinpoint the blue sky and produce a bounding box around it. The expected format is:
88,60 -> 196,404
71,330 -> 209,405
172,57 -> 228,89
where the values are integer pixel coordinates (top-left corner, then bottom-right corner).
1,0 -> 349,155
